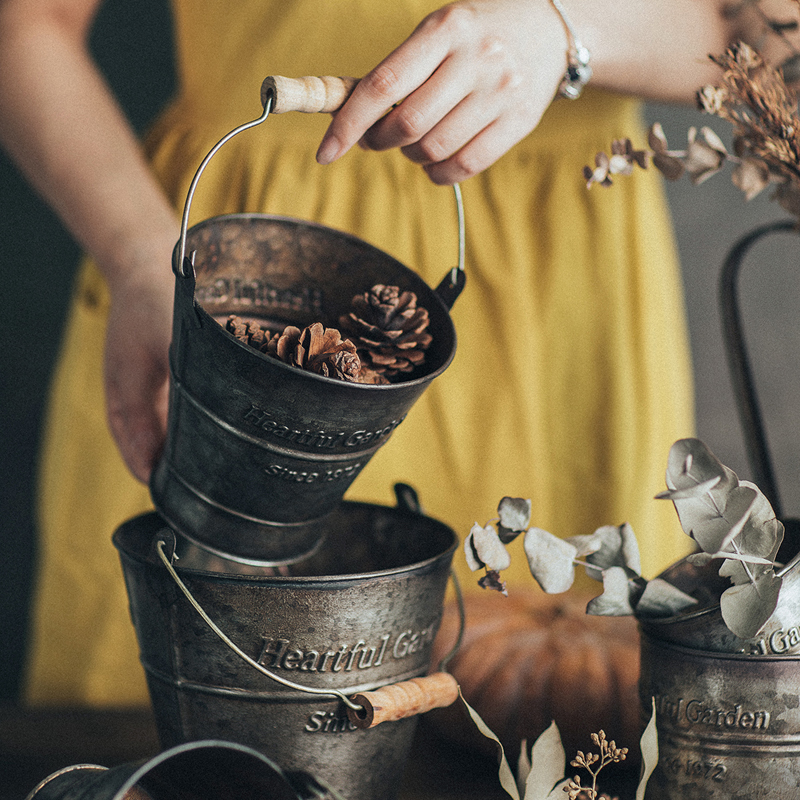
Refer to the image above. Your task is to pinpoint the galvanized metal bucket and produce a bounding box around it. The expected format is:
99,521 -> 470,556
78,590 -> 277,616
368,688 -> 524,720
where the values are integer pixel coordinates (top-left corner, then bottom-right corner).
638,557 -> 800,798
25,739 -> 312,800
113,495 -> 457,800
149,78 -> 466,565
638,633 -> 800,800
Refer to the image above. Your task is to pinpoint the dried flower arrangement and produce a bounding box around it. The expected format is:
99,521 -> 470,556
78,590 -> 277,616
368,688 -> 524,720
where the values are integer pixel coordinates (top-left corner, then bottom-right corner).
461,697 -> 657,800
584,1 -> 800,220
224,282 -> 432,385
465,437 -> 790,641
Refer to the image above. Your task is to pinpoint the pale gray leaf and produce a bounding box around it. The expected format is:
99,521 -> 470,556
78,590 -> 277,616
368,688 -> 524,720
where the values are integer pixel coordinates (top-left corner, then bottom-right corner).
465,523 -> 511,572
586,567 -> 635,616
620,522 -> 642,575
663,439 -> 739,535
686,552 -> 716,567
720,571 -> 782,639
636,698 -> 659,800
498,497 -> 532,543
583,524 -> 641,581
654,475 -> 721,501
635,577 -> 698,617
565,532 -> 604,558
690,485 -> 756,554
523,528 -> 577,594
523,721 -> 566,800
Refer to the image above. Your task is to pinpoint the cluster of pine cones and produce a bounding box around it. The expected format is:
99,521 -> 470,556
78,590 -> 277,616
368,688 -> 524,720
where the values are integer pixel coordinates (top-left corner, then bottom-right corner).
225,284 -> 432,385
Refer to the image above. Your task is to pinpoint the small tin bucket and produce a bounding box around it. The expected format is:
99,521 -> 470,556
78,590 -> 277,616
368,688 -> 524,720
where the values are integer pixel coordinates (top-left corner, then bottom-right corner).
149,78 -> 465,565
113,492 -> 457,800
25,739 -> 312,800
638,634 -> 800,800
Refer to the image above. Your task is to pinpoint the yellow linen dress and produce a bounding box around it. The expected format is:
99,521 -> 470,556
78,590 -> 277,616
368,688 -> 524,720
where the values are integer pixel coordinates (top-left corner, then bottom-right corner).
26,0 -> 694,705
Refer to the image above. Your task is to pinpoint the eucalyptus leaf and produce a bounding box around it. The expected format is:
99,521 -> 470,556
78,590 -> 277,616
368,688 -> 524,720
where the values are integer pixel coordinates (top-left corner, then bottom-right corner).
498,497 -> 532,543
636,699 -> 659,800
635,578 -> 698,617
654,474 -> 721,501
662,439 -> 739,535
582,524 -> 642,582
720,571 -> 782,639
689,485 -> 756,554
523,528 -> 577,594
465,523 -> 511,572
586,566 -> 635,616
522,721 -> 567,800
565,532 -> 604,558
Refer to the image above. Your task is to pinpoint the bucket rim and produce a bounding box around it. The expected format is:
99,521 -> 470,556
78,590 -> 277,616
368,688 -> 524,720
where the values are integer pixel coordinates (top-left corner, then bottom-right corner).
114,505 -> 458,584
183,211 -> 458,389
640,628 -> 800,661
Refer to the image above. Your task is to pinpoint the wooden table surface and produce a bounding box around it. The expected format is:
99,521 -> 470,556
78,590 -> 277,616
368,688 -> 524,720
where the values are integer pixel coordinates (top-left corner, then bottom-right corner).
0,704 -> 510,800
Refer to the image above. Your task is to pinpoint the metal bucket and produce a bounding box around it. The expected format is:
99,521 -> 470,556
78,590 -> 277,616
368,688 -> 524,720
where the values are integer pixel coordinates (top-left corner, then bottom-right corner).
113,495 -> 457,800
149,80 -> 465,565
639,554 -> 800,656
25,739 -> 313,800
638,634 -> 800,800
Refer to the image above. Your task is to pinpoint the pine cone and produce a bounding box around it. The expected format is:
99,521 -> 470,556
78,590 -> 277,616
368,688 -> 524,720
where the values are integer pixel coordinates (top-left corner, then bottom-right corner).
339,284 -> 432,377
267,322 -> 387,384
225,315 -> 271,351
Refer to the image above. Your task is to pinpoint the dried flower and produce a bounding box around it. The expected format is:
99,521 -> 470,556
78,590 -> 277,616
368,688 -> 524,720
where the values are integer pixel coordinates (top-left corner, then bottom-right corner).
584,32 -> 800,223
561,731 -> 627,800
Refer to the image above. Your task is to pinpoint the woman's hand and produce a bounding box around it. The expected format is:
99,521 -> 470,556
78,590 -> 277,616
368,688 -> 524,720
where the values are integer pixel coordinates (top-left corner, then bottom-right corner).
316,0 -> 567,184
103,239 -> 176,484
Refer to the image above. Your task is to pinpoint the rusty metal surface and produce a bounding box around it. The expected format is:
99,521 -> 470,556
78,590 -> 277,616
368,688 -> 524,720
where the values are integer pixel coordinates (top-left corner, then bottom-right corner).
639,633 -> 800,799
114,503 -> 456,800
150,214 -> 459,564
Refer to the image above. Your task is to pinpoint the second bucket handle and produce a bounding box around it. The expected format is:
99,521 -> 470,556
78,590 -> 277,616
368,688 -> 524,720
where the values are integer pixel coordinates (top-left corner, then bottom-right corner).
175,75 -> 466,311
154,527 -> 465,729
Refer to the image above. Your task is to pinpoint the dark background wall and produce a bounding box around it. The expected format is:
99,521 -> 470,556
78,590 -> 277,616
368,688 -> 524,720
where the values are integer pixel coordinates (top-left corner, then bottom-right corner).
2,3 -> 799,701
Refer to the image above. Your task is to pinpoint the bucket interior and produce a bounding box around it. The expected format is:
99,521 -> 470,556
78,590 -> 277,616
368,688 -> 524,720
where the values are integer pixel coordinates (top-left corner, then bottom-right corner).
116,501 -> 457,579
185,213 -> 457,382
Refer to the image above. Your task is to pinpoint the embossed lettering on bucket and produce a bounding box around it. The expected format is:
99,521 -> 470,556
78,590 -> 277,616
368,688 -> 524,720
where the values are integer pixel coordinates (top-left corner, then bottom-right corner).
638,557 -> 800,799
150,212 -> 461,564
149,84 -> 465,564
113,499 -> 457,800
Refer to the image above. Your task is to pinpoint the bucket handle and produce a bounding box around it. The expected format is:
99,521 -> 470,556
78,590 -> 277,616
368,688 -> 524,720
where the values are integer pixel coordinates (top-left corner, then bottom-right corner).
175,75 -> 466,310
154,533 -> 464,728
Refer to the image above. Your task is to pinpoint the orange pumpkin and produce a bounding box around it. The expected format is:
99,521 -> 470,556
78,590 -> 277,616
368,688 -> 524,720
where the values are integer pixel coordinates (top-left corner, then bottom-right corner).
428,588 -> 642,766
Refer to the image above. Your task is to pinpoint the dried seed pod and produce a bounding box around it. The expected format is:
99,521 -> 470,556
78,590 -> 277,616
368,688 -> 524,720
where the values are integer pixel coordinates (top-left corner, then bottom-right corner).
266,322 -> 387,383
225,315 -> 272,352
340,284 -> 432,377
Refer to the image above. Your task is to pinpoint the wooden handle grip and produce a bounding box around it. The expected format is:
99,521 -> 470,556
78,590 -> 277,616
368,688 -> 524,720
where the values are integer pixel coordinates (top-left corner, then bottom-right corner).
261,75 -> 359,113
347,672 -> 459,729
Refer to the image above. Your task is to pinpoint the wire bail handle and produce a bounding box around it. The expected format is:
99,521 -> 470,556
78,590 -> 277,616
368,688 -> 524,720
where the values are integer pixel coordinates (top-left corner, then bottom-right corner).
154,530 -> 464,729
174,75 -> 465,308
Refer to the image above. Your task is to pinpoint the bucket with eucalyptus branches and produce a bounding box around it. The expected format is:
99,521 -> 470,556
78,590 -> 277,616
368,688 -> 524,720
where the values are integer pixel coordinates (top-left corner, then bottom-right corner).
463,437 -> 800,800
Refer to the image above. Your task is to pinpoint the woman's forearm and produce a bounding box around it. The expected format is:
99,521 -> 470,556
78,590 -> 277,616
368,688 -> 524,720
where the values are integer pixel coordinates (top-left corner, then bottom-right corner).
564,0 -> 735,103
0,0 -> 179,290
